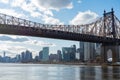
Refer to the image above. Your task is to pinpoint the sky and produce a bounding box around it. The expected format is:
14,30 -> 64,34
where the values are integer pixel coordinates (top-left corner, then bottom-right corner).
0,0 -> 120,57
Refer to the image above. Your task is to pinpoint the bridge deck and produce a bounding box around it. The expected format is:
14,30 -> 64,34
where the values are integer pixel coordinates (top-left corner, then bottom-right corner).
0,24 -> 120,44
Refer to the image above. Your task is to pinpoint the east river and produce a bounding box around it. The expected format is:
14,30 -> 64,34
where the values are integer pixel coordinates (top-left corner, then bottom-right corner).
0,63 -> 120,80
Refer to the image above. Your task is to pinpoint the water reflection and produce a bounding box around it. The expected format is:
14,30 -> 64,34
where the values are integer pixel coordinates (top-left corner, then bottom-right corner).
80,67 -> 96,80
102,66 -> 120,80
79,66 -> 120,80
0,64 -> 120,80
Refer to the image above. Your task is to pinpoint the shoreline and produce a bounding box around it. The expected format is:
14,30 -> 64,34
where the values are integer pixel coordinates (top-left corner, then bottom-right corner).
0,62 -> 120,66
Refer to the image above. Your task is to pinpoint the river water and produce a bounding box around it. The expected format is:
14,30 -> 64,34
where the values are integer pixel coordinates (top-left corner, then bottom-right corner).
0,63 -> 120,80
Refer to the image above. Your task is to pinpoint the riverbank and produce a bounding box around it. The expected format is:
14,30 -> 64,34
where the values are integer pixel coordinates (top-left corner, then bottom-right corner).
20,62 -> 103,66
20,62 -> 120,66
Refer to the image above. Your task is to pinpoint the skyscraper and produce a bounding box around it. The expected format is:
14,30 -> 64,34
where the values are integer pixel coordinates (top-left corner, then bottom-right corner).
21,52 -> 26,62
95,43 -> 101,56
84,42 -> 96,61
84,42 -> 90,61
79,42 -> 84,61
119,46 -> 120,61
89,43 -> 96,61
15,54 -> 21,62
21,50 -> 33,62
3,51 -> 6,57
39,50 -> 43,61
0,56 -> 2,62
62,45 -> 76,62
42,47 -> 49,61
79,42 -> 96,62
57,50 -> 62,61
49,54 -> 58,62
25,50 -> 33,62
62,47 -> 71,62
71,45 -> 76,61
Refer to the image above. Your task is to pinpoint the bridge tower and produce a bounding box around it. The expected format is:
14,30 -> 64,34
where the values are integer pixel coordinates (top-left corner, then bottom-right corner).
101,8 -> 119,63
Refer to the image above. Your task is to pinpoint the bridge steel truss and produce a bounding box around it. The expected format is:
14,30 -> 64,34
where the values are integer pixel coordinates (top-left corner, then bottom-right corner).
0,9 -> 120,44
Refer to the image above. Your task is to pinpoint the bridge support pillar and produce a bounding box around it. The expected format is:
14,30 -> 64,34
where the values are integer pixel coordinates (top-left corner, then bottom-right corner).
101,43 -> 119,63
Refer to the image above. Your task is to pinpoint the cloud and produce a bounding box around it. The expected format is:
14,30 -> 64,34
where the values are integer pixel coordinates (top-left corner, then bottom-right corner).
0,39 -> 41,58
0,34 -> 56,47
42,15 -> 64,25
11,0 -> 25,7
25,40 -> 56,47
12,0 -> 42,18
0,44 -> 30,57
77,0 -> 81,3
0,0 -> 73,25
30,11 -> 42,18
32,0 -> 73,11
0,45 -> 26,52
0,36 -> 29,42
0,35 -> 56,57
69,10 -> 99,25
11,0 -> 73,11
0,0 -> 9,4
9,0 -> 63,24
0,8 -> 28,19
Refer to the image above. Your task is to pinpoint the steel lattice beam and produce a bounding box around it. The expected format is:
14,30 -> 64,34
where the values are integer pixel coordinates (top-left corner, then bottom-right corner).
0,9 -> 120,44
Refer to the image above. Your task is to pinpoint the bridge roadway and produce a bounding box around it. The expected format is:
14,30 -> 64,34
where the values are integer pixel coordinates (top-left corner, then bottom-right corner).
0,24 -> 120,44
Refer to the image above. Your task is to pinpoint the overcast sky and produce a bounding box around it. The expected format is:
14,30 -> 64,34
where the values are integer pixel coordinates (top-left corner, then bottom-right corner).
0,0 -> 120,57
